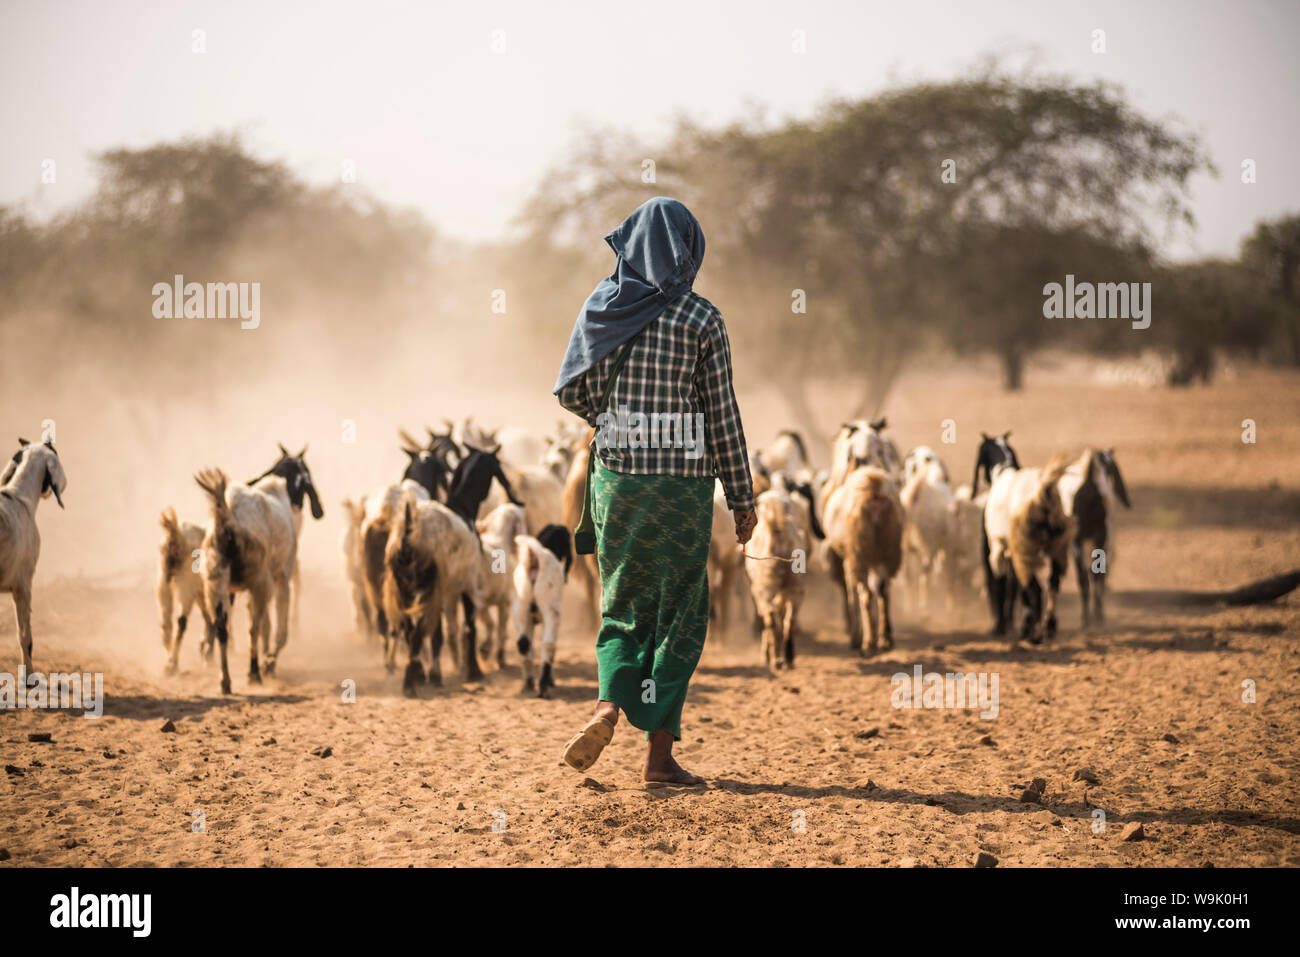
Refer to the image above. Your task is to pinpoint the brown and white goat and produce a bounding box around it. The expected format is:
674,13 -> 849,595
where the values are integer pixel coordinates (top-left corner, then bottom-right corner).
983,456 -> 1074,643
825,465 -> 903,654
745,486 -> 810,671
158,507 -> 212,672
195,450 -> 321,694
1057,448 -> 1130,628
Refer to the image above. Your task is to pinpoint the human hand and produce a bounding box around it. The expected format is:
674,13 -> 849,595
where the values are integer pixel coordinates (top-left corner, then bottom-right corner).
734,508 -> 757,545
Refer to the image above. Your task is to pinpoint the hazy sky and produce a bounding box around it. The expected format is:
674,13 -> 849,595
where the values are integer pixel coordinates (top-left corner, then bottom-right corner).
2,0 -> 1297,259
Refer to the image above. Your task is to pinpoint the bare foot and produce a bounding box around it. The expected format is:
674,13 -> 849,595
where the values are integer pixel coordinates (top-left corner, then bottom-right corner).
594,700 -> 619,727
643,756 -> 705,786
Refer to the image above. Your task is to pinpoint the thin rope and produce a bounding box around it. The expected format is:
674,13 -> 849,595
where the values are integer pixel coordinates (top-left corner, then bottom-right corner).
739,549 -> 799,563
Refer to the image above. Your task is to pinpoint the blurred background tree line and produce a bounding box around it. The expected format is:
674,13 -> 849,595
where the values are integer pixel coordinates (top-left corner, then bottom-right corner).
3,69 -> 1297,435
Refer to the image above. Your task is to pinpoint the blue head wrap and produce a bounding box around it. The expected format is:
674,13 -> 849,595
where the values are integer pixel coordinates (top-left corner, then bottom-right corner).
552,197 -> 705,393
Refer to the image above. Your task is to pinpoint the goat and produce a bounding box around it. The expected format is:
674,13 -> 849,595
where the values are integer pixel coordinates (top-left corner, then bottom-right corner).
825,465 -> 903,654
0,439 -> 67,677
484,462 -> 562,535
475,502 -> 527,670
972,431 -> 1019,495
983,455 -> 1074,643
512,530 -> 568,697
246,445 -> 324,639
195,448 -> 322,693
535,523 -> 572,580
971,432 -> 1021,626
382,496 -> 482,694
707,480 -> 748,635
759,429 -> 810,476
826,418 -> 903,501
359,432 -> 456,659
496,426 -> 547,472
745,486 -> 809,671
900,446 -> 955,615
340,497 -> 373,638
946,484 -> 987,607
1057,448 -> 1131,628
382,447 -> 518,693
158,507 -> 212,672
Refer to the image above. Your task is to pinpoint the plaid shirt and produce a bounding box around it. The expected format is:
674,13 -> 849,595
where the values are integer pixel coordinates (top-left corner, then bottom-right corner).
557,292 -> 755,511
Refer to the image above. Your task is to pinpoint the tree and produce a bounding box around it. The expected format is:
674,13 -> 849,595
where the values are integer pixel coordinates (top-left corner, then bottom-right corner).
1241,214 -> 1300,365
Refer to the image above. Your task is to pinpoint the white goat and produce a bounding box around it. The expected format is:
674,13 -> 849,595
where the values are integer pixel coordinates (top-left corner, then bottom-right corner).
512,533 -> 566,697
0,439 -> 66,677
158,507 -> 212,672
340,497 -> 374,638
475,502 -> 527,670
900,446 -> 955,615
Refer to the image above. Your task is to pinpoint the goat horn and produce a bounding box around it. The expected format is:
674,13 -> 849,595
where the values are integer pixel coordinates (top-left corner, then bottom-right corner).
18,437 -> 29,446
278,442 -> 290,456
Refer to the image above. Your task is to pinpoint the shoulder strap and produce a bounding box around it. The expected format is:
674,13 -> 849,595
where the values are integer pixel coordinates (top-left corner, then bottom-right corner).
594,334 -> 638,414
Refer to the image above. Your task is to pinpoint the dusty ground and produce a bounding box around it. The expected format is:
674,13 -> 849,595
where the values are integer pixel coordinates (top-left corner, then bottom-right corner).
1,366 -> 1298,867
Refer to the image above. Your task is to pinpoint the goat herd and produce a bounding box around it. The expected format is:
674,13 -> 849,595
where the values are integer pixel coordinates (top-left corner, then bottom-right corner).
0,416 -> 1129,700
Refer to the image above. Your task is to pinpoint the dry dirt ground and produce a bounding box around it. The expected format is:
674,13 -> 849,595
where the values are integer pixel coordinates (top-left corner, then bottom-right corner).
2,367 -> 1298,867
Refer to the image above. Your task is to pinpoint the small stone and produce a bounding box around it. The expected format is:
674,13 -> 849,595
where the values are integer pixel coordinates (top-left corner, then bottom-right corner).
854,727 -> 880,740
974,851 -> 998,868
977,735 -> 996,747
4,765 -> 24,777
1120,822 -> 1145,842
27,733 -> 52,743
0,848 -> 10,861
420,782 -> 432,790
1162,733 -> 1180,745
310,746 -> 332,758
1072,767 -> 1100,784
579,777 -> 608,792
1018,788 -> 1041,804
456,802 -> 466,810
1030,777 -> 1047,793
261,737 -> 277,745
63,837 -> 77,849
160,719 -> 177,733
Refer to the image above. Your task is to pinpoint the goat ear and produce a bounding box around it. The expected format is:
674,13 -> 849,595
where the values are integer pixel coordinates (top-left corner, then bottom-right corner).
18,437 -> 29,447
870,417 -> 887,431
1003,431 -> 1012,439
980,432 -> 990,440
